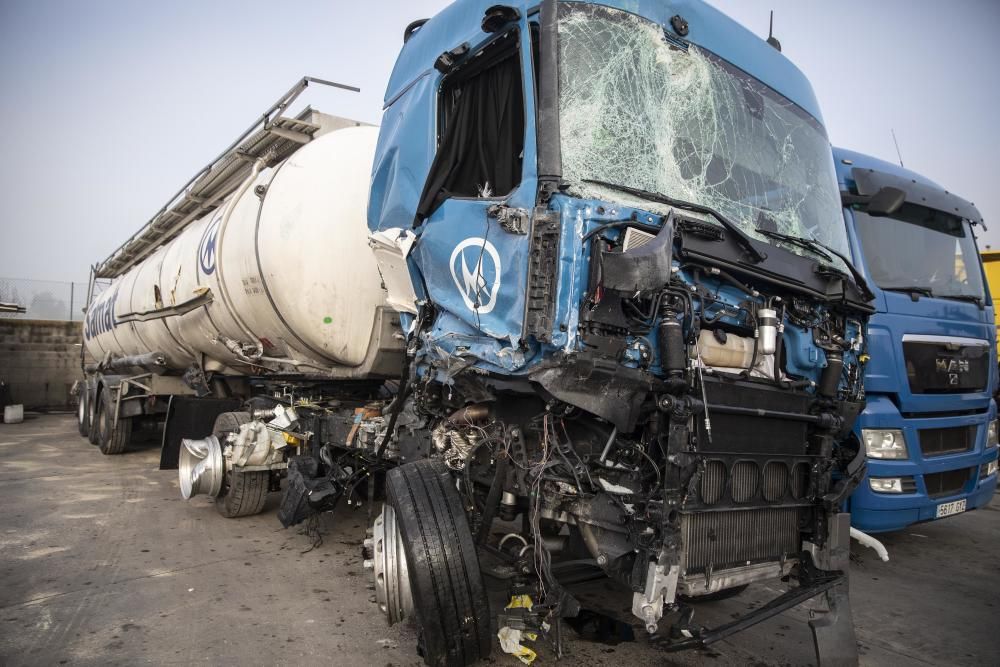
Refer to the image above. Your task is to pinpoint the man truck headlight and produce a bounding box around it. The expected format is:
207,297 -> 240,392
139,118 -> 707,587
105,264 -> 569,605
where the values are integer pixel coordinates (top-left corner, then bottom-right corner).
862,429 -> 908,459
987,420 -> 998,448
986,460 -> 998,477
869,477 -> 905,493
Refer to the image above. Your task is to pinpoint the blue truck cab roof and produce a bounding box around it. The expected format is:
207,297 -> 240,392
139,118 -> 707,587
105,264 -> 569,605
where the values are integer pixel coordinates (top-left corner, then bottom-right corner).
386,0 -> 825,123
833,147 -> 940,192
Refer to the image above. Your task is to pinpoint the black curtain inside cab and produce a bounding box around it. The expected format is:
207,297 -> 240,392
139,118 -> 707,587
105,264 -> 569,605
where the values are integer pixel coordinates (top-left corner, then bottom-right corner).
416,35 -> 525,222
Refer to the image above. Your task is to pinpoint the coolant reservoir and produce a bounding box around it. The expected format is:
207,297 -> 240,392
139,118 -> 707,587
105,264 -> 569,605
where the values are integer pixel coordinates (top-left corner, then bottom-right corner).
694,329 -> 754,369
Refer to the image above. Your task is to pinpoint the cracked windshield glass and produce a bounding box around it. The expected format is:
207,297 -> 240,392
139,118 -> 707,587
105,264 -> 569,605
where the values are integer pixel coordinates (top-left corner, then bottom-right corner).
557,4 -> 849,267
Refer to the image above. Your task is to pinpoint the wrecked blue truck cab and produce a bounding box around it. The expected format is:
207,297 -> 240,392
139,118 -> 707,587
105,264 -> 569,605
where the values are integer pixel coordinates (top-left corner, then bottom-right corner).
835,148 -> 999,533
366,1 -> 873,663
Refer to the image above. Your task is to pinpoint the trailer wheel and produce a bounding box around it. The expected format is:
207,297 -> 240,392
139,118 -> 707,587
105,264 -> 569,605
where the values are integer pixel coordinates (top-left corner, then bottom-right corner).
680,584 -> 749,603
383,459 -> 492,666
97,386 -> 132,455
77,386 -> 90,437
87,386 -> 100,445
212,412 -> 269,518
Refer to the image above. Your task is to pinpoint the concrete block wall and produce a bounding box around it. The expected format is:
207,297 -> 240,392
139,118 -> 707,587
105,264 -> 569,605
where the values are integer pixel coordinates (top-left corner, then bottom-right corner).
0,319 -> 83,409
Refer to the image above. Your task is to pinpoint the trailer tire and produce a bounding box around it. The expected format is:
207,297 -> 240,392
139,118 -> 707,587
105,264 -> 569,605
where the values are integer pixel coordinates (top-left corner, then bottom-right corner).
97,386 -> 132,455
679,584 -> 749,603
386,459 -> 491,667
212,412 -> 269,518
216,471 -> 270,518
77,386 -> 90,437
87,386 -> 100,445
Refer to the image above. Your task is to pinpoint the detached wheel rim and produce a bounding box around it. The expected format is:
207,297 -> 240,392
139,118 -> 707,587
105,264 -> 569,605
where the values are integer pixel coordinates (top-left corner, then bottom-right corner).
371,504 -> 414,625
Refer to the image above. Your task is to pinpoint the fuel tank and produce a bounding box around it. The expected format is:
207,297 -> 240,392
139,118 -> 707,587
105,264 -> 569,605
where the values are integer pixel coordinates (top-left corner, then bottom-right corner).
82,125 -> 401,378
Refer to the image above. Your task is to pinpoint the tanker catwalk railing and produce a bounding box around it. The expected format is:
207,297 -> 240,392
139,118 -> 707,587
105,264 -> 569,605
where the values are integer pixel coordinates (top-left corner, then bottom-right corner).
94,76 -> 361,280
0,277 -> 91,322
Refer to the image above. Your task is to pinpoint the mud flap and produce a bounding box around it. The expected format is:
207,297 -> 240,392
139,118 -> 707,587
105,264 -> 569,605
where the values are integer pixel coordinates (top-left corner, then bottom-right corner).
159,396 -> 241,469
808,513 -> 859,667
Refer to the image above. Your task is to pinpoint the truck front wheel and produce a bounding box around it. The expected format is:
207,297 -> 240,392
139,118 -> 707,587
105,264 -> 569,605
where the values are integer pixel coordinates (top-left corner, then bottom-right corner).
97,387 -> 132,455
376,459 -> 492,666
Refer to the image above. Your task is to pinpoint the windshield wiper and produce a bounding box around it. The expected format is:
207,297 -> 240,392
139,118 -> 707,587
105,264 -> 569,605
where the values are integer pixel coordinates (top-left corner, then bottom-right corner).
756,228 -> 833,261
884,286 -> 935,300
938,293 -> 984,308
756,228 -> 875,301
885,287 -> 983,308
581,178 -> 767,263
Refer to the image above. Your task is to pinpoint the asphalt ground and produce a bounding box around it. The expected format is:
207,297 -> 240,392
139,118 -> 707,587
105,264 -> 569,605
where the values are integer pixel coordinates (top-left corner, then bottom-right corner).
1,414 -> 998,666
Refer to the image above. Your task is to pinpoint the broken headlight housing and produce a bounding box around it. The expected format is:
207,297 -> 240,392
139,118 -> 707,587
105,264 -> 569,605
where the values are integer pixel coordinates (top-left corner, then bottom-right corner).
862,428 -> 908,460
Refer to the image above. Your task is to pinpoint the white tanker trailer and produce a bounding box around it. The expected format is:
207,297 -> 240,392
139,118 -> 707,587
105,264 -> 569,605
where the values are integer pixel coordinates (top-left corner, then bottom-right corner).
82,124 -> 396,378
78,82 -> 404,515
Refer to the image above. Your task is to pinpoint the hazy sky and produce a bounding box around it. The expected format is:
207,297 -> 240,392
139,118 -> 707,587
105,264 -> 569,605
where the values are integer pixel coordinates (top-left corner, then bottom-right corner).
1,0 -> 998,283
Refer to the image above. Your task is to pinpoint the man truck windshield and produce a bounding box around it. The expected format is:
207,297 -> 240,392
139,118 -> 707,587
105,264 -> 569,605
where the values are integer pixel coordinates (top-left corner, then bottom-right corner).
853,204 -> 986,302
556,4 -> 849,262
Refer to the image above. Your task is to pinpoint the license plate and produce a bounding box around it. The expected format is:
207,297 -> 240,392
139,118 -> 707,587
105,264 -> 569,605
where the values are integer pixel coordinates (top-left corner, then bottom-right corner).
936,499 -> 967,518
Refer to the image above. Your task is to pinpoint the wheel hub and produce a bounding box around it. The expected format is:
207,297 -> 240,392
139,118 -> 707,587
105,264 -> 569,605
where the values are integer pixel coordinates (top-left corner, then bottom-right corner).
178,435 -> 224,499
368,504 -> 413,625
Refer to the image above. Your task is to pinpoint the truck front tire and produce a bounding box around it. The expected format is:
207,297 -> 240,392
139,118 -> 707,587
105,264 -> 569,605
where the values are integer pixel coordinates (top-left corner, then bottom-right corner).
385,459 -> 492,667
97,386 -> 132,455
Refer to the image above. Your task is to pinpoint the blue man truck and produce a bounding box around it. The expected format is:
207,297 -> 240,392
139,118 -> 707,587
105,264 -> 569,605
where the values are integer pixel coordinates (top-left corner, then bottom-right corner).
81,1 -> 875,664
835,148 -> 999,533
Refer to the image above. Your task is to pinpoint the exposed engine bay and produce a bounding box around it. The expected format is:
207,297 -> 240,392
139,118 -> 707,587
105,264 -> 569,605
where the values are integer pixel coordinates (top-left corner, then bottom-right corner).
179,199 -> 870,662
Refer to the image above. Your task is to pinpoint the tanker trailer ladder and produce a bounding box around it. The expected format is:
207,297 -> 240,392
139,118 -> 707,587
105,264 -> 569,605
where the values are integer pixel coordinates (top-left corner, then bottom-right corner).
93,76 -> 362,281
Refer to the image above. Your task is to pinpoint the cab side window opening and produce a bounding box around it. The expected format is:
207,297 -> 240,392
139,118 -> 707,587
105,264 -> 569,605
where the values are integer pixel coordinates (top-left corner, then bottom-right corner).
417,30 -> 525,220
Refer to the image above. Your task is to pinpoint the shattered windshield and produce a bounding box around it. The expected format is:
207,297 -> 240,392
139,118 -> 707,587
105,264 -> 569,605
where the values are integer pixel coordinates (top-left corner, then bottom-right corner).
853,205 -> 986,300
557,4 -> 849,263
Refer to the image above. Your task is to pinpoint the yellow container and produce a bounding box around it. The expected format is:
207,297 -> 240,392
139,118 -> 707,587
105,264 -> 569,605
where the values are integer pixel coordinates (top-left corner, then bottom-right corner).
981,250 -> 1000,355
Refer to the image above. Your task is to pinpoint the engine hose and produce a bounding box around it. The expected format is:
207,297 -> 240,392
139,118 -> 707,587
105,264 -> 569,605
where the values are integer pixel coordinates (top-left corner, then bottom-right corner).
819,351 -> 844,398
851,527 -> 889,561
373,360 -> 410,461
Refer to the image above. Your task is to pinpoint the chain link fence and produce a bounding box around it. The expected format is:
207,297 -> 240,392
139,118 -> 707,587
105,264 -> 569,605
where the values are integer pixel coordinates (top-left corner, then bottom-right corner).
0,277 -> 91,322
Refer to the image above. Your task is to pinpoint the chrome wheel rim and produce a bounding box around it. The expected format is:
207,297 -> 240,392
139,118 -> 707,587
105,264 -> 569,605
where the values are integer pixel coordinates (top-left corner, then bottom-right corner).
371,504 -> 413,625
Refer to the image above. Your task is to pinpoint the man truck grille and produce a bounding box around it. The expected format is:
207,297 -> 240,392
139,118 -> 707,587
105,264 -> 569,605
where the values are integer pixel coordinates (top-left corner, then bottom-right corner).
680,507 -> 802,574
902,338 -> 989,394
924,467 -> 974,498
919,425 -> 975,457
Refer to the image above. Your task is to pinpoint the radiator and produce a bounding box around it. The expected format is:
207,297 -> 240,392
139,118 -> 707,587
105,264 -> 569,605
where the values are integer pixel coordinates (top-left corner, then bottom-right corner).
680,507 -> 802,574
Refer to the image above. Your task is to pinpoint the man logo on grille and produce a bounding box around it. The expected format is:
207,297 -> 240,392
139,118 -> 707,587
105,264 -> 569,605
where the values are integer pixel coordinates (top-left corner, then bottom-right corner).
449,237 -> 502,315
199,216 -> 222,276
936,357 -> 969,386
